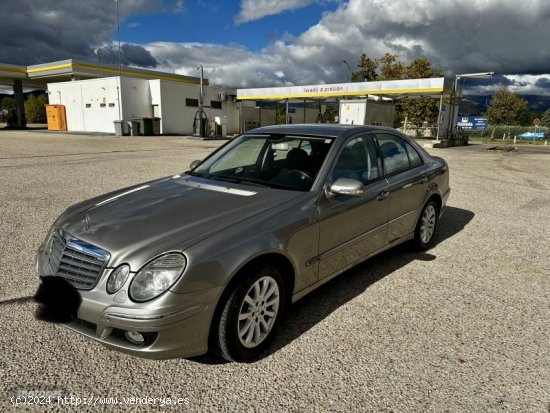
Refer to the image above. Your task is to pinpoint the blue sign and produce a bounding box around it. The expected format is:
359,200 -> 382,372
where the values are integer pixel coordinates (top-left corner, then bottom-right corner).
457,116 -> 488,131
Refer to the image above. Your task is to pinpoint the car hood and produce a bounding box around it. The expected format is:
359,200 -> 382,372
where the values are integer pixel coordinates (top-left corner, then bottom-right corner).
59,175 -> 298,268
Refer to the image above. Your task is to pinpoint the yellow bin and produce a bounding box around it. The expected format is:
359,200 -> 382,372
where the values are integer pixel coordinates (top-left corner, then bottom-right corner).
46,105 -> 67,131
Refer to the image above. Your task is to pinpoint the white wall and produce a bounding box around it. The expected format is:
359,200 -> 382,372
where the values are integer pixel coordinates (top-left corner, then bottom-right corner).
154,81 -> 239,135
48,76 -> 239,135
48,78 -> 122,133
120,77 -> 152,121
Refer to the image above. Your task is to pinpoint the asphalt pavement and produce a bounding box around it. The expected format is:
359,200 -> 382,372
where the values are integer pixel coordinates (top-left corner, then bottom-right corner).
0,130 -> 548,412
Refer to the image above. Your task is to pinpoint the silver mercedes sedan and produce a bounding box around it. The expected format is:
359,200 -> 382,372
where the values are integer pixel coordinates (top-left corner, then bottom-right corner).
36,124 -> 450,362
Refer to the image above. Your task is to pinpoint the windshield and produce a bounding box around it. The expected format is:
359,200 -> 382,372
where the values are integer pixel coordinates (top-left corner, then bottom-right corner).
191,134 -> 334,191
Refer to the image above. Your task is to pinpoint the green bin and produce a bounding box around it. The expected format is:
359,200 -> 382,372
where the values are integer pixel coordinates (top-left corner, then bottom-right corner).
134,118 -> 153,136
142,117 -> 154,136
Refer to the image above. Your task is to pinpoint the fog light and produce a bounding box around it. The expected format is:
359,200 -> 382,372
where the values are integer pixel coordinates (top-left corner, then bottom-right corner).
124,330 -> 145,345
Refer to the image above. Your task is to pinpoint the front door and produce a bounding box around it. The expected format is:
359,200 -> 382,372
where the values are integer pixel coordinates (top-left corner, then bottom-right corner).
318,134 -> 389,279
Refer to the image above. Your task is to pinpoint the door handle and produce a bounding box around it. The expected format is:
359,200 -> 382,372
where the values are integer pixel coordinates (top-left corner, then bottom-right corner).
376,191 -> 389,201
417,176 -> 428,184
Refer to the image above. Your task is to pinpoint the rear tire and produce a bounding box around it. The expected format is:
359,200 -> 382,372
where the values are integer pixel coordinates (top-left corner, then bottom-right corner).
413,200 -> 438,250
214,266 -> 285,362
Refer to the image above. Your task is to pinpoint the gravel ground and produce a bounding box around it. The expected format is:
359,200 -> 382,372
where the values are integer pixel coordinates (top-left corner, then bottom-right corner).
0,130 -> 548,412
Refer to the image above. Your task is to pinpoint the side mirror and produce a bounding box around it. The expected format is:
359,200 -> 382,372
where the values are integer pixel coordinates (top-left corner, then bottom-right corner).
189,159 -> 202,170
326,178 -> 364,198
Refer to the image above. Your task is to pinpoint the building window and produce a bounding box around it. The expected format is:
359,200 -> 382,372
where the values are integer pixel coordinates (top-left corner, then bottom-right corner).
186,98 -> 199,107
210,100 -> 222,109
108,103 -> 115,107
100,103 -> 106,108
85,103 -> 91,108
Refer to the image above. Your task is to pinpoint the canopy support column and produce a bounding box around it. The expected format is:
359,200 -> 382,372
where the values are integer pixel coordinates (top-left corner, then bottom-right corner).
13,79 -> 26,129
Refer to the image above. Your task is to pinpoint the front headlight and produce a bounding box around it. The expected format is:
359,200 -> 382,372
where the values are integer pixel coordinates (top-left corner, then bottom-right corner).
129,253 -> 186,302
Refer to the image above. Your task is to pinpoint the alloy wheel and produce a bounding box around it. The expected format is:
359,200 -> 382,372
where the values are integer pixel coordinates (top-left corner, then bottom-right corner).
420,204 -> 437,244
237,275 -> 280,348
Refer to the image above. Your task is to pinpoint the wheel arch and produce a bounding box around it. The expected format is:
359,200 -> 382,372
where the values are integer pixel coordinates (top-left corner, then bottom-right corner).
425,192 -> 442,214
207,252 -> 296,349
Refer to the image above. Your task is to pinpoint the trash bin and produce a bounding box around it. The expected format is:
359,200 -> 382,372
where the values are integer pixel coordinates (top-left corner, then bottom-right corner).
46,105 -> 67,131
113,120 -> 123,136
139,117 -> 153,136
151,117 -> 161,135
130,120 -> 140,136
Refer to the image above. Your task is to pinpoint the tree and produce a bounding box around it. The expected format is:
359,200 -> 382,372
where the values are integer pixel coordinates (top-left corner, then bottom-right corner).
398,58 -> 443,127
351,53 -> 377,82
1,96 -> 16,111
24,94 -> 47,123
350,52 -> 405,81
522,111 -> 542,127
486,86 -> 528,126
377,53 -> 404,80
350,53 -> 443,129
540,109 -> 550,127
0,97 -> 16,123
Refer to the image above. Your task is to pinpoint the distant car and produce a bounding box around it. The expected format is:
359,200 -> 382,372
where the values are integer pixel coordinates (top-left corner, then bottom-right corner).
518,131 -> 545,141
36,124 -> 450,362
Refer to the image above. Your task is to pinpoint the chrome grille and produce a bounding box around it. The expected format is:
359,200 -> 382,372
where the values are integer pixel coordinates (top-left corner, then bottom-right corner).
47,230 -> 110,290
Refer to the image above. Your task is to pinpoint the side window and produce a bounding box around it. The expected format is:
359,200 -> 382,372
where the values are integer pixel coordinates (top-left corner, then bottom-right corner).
332,136 -> 379,184
406,143 -> 423,168
376,133 -> 422,175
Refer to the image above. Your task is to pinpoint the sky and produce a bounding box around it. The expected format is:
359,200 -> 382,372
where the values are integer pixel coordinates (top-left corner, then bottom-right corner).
1,0 -> 550,97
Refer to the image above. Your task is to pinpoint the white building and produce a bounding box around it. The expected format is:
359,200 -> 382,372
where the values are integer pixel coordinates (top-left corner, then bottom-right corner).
47,76 -> 239,135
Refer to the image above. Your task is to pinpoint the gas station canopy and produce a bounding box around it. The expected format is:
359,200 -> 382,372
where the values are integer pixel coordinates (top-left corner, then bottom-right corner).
0,59 -> 205,89
237,77 -> 451,101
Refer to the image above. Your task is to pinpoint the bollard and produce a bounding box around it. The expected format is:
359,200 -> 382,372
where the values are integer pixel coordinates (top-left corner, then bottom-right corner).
513,136 -> 516,144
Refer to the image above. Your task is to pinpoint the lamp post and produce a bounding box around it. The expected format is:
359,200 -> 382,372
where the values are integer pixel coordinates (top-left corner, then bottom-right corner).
197,64 -> 204,107
450,71 -> 494,139
342,60 -> 352,82
196,64 -> 205,137
115,0 -> 121,76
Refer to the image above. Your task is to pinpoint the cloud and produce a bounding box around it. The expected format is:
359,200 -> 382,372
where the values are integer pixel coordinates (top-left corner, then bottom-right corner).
504,75 -> 550,96
0,0 -> 163,65
172,0 -> 185,14
3,0 -> 550,97
96,43 -> 158,68
236,0 -> 315,24
142,0 -> 550,93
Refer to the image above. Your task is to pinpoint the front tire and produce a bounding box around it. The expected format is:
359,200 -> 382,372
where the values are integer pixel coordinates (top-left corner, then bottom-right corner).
414,200 -> 438,250
215,266 -> 285,362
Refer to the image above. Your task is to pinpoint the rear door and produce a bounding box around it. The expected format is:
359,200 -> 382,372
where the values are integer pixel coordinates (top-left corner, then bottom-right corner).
374,133 -> 431,243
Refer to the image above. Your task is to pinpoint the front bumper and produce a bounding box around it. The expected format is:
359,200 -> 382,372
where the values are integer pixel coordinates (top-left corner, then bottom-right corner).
63,286 -> 223,359
37,241 -> 224,359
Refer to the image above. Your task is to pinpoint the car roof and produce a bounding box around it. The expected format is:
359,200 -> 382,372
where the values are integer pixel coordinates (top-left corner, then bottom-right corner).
246,124 -> 400,139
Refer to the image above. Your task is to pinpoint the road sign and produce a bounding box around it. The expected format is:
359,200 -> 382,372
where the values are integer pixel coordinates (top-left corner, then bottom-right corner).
533,118 -> 541,126
457,116 -> 488,131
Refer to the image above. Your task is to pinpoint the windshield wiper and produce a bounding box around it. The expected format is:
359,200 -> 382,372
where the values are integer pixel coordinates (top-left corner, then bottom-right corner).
233,178 -> 271,188
211,174 -> 241,183
188,171 -> 208,178
215,175 -> 272,188
189,172 -> 271,188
